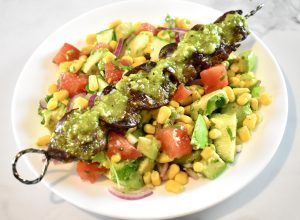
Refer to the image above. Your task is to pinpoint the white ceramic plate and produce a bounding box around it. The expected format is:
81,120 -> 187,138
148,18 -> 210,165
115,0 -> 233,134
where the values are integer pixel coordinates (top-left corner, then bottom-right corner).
12,0 -> 288,219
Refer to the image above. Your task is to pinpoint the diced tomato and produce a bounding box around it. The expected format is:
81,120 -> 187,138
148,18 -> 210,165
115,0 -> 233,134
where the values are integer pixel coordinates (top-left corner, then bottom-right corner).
119,59 -> 131,66
58,72 -> 88,97
107,131 -> 142,160
200,64 -> 228,94
104,62 -> 124,84
52,43 -> 81,65
156,127 -> 192,159
93,43 -> 113,53
172,84 -> 192,104
136,23 -> 158,35
76,161 -> 107,183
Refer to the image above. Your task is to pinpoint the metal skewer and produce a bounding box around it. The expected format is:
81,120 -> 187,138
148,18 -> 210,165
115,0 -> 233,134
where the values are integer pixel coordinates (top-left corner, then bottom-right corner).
245,3 -> 264,19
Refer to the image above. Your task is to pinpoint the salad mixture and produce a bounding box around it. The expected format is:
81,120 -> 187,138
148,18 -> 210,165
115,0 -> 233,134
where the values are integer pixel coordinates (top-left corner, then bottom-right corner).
35,11 -> 271,198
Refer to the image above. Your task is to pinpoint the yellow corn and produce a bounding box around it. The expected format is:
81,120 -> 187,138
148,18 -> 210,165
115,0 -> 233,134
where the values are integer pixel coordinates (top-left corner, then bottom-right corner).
47,84 -> 58,94
184,123 -> 194,136
192,90 -> 201,102
230,63 -> 239,72
69,59 -> 85,73
239,81 -> 246,88
165,180 -> 184,193
169,100 -> 179,108
223,86 -> 235,102
36,135 -> 51,146
209,128 -> 222,139
109,40 -> 117,50
238,126 -> 251,142
243,113 -> 257,130
167,164 -> 180,180
81,45 -> 94,55
73,97 -> 88,109
157,30 -> 171,41
111,153 -> 121,163
250,98 -> 259,111
184,105 -> 191,115
53,89 -> 69,101
201,147 -> 213,160
144,124 -> 156,134
157,153 -> 174,163
88,75 -> 99,92
227,70 -> 235,78
58,61 -> 72,73
233,88 -> 250,96
143,171 -> 152,184
157,106 -> 172,124
203,115 -> 211,129
143,45 -> 152,54
177,115 -> 193,124
61,99 -> 69,106
197,87 -> 205,95
175,18 -> 190,29
121,55 -> 133,65
79,55 -> 87,61
193,161 -> 204,173
108,19 -> 122,29
176,106 -> 185,115
132,56 -> 146,67
259,93 -> 272,105
47,98 -> 58,110
174,171 -> 189,185
86,34 -> 97,45
151,171 -> 161,186
103,52 -> 116,63
237,93 -> 252,106
244,79 -> 257,88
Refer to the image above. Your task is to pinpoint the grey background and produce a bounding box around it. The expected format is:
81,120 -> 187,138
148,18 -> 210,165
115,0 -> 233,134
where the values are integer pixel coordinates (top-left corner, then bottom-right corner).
1,0 -> 300,219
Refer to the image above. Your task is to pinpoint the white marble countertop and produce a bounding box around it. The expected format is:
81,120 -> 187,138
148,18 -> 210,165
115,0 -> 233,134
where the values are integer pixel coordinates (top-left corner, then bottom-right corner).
1,0 -> 300,219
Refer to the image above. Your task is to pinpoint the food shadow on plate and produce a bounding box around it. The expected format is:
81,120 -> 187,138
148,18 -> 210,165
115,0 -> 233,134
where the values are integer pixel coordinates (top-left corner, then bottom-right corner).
176,71 -> 296,220
46,162 -> 77,187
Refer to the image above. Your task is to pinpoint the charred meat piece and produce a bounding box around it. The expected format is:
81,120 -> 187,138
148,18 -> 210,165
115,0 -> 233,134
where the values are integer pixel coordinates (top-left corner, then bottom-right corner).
159,43 -> 178,59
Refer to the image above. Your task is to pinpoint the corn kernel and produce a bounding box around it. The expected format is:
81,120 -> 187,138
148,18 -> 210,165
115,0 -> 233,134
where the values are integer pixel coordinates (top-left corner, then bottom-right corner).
157,30 -> 171,41
239,80 -> 246,88
157,153 -> 174,163
47,98 -> 58,110
223,86 -> 235,102
53,90 -> 69,101
193,162 -> 204,173
81,45 -> 94,55
103,52 -> 116,63
250,98 -> 259,111
165,180 -> 184,193
151,171 -> 161,186
88,75 -> 99,92
86,34 -> 97,45
61,99 -> 69,106
108,19 -> 122,29
47,84 -> 57,94
198,87 -> 205,95
177,115 -> 193,124
259,93 -> 272,105
209,128 -> 222,139
229,76 -> 240,85
230,63 -> 239,72
132,56 -> 146,67
174,171 -> 189,185
36,135 -> 51,146
238,126 -> 251,142
108,40 -> 117,50
192,90 -> 201,102
143,45 -> 152,54
237,93 -> 252,106
203,115 -> 211,129
79,55 -> 88,61
244,79 -> 257,88
143,171 -> 152,184
73,96 -> 89,109
69,59 -> 85,73
58,61 -> 72,73
243,113 -> 257,130
201,147 -> 213,160
184,123 -> 194,136
184,105 -> 191,115
144,124 -> 156,134
233,88 -> 250,96
157,106 -> 172,124
121,55 -> 133,65
169,100 -> 179,108
176,106 -> 185,115
167,164 -> 180,180
111,153 -> 121,163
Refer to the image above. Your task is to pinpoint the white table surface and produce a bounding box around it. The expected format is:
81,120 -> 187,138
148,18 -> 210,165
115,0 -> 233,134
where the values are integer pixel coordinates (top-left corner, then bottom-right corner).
1,0 -> 300,219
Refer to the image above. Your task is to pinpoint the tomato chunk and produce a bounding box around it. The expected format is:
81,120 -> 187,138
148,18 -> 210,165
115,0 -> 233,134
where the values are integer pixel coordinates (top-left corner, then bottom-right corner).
200,64 -> 228,94
52,43 -> 81,65
76,161 -> 107,183
104,62 -> 124,84
172,84 -> 192,104
136,23 -> 158,35
58,72 -> 88,97
107,132 -> 142,160
156,127 -> 192,159
93,43 -> 113,53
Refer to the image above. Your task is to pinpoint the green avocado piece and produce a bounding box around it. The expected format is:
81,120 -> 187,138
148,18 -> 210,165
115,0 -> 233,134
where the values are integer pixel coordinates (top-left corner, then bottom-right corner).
115,22 -> 133,40
137,137 -> 159,160
81,48 -> 110,74
221,102 -> 252,127
191,115 -> 208,150
173,151 -> 201,165
38,103 -> 66,132
125,32 -> 152,57
150,37 -> 169,61
200,149 -> 227,179
239,50 -> 256,72
138,158 -> 155,174
96,28 -> 115,44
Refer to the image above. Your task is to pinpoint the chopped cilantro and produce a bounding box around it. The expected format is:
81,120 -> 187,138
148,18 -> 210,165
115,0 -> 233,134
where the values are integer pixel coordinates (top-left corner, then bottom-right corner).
45,94 -> 53,103
226,127 -> 235,141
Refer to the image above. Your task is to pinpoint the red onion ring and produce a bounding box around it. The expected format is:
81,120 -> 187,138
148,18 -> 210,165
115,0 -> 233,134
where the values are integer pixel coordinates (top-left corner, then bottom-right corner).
158,27 -> 189,33
39,99 -> 47,109
158,163 -> 169,181
185,168 -> 200,180
114,38 -> 124,58
108,187 -> 153,200
88,93 -> 98,107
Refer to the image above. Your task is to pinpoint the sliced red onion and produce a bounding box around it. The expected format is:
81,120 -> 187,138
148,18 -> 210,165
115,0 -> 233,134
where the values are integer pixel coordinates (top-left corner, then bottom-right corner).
88,93 -> 98,107
185,168 -> 200,180
158,27 -> 189,33
67,93 -> 87,111
39,99 -> 47,109
175,32 -> 181,43
108,187 -> 153,200
114,38 -> 124,57
158,163 -> 169,181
